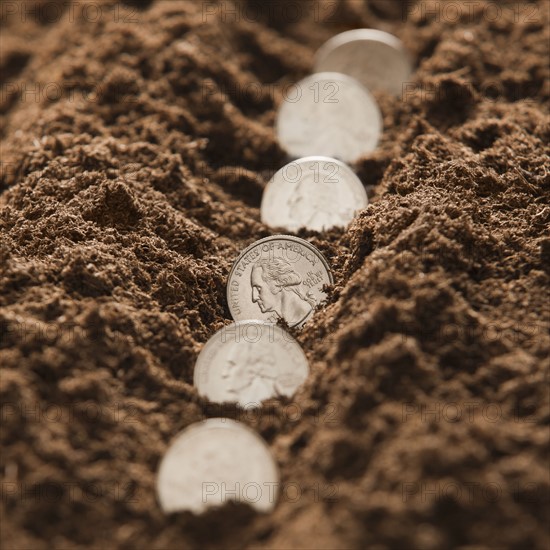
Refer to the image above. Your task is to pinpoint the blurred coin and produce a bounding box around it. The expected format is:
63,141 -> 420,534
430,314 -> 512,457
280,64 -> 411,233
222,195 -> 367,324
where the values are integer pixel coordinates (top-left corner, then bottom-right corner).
276,72 -> 382,163
314,29 -> 413,96
261,156 -> 368,231
194,321 -> 309,408
227,235 -> 333,328
157,418 -> 279,514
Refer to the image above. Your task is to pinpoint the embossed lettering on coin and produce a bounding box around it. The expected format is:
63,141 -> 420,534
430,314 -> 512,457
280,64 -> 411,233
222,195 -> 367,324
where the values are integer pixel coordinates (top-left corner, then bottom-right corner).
194,321 -> 309,408
227,236 -> 333,328
276,73 -> 382,163
157,419 -> 279,514
314,29 -> 413,96
261,156 -> 368,231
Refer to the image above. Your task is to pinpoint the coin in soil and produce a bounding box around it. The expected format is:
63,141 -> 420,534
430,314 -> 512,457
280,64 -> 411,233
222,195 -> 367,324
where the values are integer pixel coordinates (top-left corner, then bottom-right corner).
261,156 -> 368,232
276,72 -> 382,163
194,321 -> 309,408
157,418 -> 279,514
227,235 -> 333,328
314,29 -> 413,96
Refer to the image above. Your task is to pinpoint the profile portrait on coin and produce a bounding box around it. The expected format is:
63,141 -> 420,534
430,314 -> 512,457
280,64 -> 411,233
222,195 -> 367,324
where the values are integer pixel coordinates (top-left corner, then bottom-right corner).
221,340 -> 290,406
194,320 -> 309,408
287,176 -> 353,230
251,257 -> 316,326
227,235 -> 333,327
261,157 -> 368,232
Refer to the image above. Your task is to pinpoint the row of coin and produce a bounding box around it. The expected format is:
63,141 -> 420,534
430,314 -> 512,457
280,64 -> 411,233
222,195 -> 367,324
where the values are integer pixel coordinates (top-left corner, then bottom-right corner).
156,240 -> 331,513
156,29 -> 413,516
277,28 -> 413,163
262,30 -> 412,232
157,320 -> 308,514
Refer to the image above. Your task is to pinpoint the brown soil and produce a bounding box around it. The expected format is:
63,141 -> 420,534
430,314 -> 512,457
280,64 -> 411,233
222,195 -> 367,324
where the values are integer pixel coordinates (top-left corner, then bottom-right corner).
1,1 -> 549,549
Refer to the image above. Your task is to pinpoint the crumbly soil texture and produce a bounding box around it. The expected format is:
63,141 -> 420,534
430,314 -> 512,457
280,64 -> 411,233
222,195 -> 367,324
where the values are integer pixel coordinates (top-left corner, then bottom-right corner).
1,1 -> 549,549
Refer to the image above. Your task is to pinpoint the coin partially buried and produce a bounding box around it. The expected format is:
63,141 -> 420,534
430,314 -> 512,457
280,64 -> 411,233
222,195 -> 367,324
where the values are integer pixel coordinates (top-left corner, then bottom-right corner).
261,156 -> 368,232
227,235 -> 333,328
157,418 -> 279,514
314,29 -> 413,96
194,321 -> 309,408
276,72 -> 382,163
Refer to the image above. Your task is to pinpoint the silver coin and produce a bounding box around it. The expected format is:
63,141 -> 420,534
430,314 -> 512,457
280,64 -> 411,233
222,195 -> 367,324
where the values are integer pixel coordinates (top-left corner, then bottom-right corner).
261,156 -> 368,232
194,321 -> 309,409
276,72 -> 382,163
157,418 -> 279,514
227,235 -> 333,328
314,29 -> 413,96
